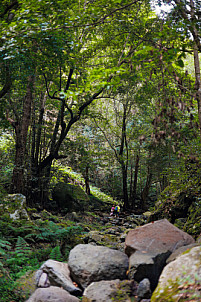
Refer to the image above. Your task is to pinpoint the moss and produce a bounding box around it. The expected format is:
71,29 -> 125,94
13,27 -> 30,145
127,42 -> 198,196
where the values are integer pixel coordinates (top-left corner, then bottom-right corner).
151,277 -> 201,302
111,280 -> 137,302
52,182 -> 90,212
15,270 -> 36,298
183,203 -> 201,238
151,280 -> 181,302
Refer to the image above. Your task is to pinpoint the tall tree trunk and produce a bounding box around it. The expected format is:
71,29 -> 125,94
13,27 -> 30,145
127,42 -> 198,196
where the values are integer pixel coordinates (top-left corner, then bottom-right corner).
85,165 -> 90,195
121,160 -> 129,210
131,154 -> 139,209
141,167 -> 152,211
193,41 -> 201,138
10,75 -> 34,194
26,91 -> 47,207
119,104 -> 129,210
189,0 -> 201,139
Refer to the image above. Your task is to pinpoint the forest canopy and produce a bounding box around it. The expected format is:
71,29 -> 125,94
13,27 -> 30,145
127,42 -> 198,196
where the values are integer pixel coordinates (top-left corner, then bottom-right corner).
0,0 -> 201,215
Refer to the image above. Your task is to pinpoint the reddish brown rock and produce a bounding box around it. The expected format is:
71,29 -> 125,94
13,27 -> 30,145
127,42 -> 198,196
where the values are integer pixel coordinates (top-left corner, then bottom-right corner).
125,219 -> 195,257
125,219 -> 195,290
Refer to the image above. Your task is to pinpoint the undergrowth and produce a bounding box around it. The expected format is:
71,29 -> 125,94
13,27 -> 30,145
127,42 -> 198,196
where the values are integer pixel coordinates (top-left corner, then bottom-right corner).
0,217 -> 84,302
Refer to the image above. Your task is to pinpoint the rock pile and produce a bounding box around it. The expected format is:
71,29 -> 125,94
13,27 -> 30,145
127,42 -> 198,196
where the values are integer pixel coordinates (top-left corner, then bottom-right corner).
26,219 -> 201,302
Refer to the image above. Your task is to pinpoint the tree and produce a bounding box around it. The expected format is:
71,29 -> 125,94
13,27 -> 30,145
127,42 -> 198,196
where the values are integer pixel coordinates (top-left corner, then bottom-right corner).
1,0 -> 154,206
156,0 -> 201,137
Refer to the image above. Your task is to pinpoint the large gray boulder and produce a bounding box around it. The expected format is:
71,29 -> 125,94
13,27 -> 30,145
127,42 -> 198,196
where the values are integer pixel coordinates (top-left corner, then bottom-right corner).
26,286 -> 80,302
82,279 -> 135,302
36,259 -> 82,296
151,246 -> 201,302
125,219 -> 195,290
68,244 -> 129,289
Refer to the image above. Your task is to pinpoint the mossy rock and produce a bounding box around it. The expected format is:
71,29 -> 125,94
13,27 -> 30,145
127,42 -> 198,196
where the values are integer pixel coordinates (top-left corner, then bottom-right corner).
0,194 -> 29,220
151,246 -> 201,302
52,182 -> 90,212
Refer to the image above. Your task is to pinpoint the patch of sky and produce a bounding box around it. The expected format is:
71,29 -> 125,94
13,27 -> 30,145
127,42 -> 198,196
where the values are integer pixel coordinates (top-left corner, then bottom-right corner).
150,0 -> 173,18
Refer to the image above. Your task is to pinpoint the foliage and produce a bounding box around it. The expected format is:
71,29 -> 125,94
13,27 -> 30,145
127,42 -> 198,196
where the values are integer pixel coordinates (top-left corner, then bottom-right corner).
0,209 -> 86,299
0,238 -> 11,272
183,201 -> 201,238
149,155 -> 201,237
51,163 -> 116,204
49,245 -> 63,261
0,1 -> 200,297
0,274 -> 26,302
6,236 -> 35,277
0,132 -> 14,197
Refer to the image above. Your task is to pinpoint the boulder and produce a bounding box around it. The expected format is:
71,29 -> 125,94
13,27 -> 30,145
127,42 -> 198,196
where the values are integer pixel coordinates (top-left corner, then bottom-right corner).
52,182 -> 89,212
151,246 -> 201,302
26,286 -> 80,302
36,259 -> 82,296
125,219 -> 195,257
125,219 -> 195,290
68,244 -> 129,289
136,278 -> 151,302
0,194 -> 29,220
128,250 -> 163,291
166,243 -> 198,264
82,279 -> 135,302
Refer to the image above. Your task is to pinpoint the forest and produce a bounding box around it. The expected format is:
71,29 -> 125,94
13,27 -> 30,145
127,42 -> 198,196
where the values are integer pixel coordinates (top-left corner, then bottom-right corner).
0,0 -> 201,301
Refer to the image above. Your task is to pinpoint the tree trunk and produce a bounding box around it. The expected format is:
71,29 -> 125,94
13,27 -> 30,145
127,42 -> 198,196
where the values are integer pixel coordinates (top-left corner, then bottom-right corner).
10,75 -> 34,194
141,167 -> 152,211
85,166 -> 90,195
0,63 -> 12,99
193,42 -> 201,138
131,154 -> 139,209
121,161 -> 129,210
119,104 -> 129,210
26,91 -> 47,207
189,0 -> 201,139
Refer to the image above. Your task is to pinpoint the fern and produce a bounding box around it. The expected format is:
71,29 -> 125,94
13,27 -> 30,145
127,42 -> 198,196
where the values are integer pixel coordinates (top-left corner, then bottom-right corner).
0,238 -> 11,271
32,221 -> 83,244
49,246 -> 63,261
6,237 -> 32,271
0,238 -> 11,256
15,236 -> 32,258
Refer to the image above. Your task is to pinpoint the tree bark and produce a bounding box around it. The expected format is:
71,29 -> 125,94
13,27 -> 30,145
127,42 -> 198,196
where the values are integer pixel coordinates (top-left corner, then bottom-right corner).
85,166 -> 90,195
0,64 -> 12,99
141,167 -> 152,211
188,0 -> 201,139
131,154 -> 139,209
10,75 -> 34,194
121,162 -> 129,210
119,104 -> 129,210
